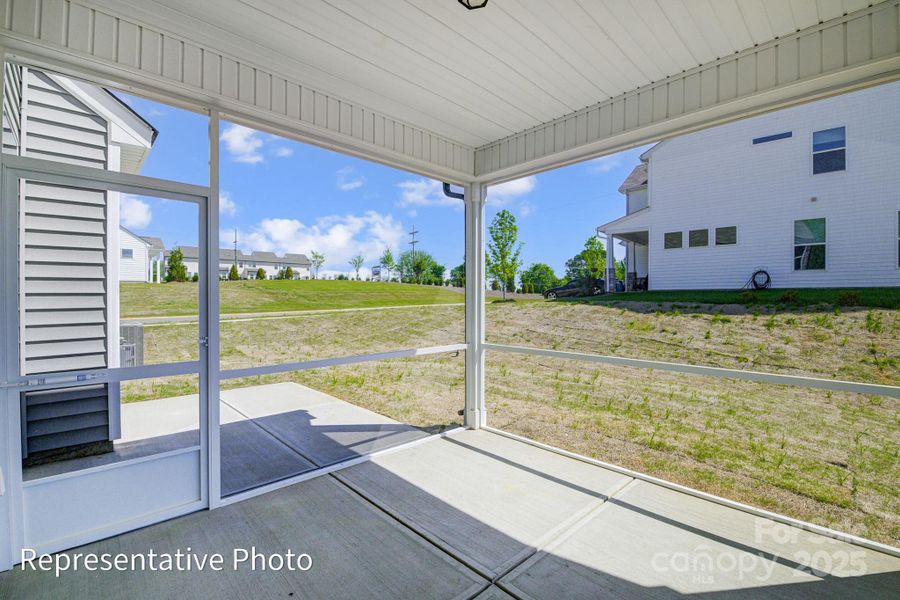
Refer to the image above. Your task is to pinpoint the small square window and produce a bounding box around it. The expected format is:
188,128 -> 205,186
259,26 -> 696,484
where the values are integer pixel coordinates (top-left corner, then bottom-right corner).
812,127 -> 845,174
121,248 -> 134,259
715,226 -> 737,245
794,218 -> 826,270
688,229 -> 708,247
664,231 -> 682,249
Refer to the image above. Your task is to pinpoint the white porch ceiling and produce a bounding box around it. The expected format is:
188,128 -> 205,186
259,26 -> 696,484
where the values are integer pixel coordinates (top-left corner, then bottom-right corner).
89,0 -> 886,148
1,0 -> 898,180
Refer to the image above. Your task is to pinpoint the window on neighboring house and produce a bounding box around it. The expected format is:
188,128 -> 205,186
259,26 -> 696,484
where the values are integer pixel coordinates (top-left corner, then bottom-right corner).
688,229 -> 708,247
664,231 -> 682,249
121,248 -> 133,259
752,131 -> 792,144
794,218 -> 826,270
715,226 -> 737,245
812,127 -> 845,174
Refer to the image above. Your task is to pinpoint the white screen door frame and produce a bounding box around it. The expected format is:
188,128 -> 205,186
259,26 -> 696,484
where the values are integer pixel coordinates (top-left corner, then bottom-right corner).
0,154 -> 212,562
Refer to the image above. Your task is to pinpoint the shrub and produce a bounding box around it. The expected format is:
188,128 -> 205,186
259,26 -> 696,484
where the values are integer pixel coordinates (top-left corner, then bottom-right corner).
837,291 -> 860,306
256,267 -> 267,280
740,290 -> 759,305
778,290 -> 799,304
191,273 -> 199,282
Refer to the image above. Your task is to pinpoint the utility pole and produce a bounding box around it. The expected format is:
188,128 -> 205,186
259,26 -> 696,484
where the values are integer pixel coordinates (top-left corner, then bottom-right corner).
408,225 -> 419,283
233,228 -> 238,268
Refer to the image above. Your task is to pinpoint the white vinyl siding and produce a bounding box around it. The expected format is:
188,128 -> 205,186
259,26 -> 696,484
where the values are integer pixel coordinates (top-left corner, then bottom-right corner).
21,181 -> 108,375
21,70 -> 108,169
118,228 -> 150,282
642,82 -> 900,289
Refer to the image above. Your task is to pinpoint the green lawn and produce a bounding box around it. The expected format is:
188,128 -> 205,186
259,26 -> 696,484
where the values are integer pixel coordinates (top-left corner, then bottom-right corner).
578,287 -> 900,309
121,279 -> 464,317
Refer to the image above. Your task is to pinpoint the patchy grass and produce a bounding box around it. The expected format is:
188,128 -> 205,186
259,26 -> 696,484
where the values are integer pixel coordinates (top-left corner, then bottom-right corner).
120,279 -> 463,317
577,287 -> 900,309
128,297 -> 899,545
485,354 -> 899,545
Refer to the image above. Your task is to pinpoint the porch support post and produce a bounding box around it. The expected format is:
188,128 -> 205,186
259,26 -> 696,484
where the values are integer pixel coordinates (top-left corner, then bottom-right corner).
605,233 -> 616,293
206,110 -> 221,508
464,182 -> 486,429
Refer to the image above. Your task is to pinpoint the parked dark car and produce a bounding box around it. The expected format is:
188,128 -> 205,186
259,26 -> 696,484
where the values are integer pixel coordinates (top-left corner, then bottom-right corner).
543,279 -> 604,299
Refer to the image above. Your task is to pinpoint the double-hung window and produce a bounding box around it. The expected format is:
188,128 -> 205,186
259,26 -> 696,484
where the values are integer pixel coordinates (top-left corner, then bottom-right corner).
794,218 -> 826,270
812,127 -> 845,174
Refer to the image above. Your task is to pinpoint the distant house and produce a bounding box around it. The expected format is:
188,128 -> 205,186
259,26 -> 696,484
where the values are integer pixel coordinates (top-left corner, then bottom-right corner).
118,226 -> 152,282
598,82 -> 900,291
165,246 -> 311,280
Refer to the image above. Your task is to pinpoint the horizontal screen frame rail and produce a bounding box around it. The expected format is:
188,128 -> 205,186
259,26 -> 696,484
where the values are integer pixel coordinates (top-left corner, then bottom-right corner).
483,343 -> 899,398
219,344 -> 468,380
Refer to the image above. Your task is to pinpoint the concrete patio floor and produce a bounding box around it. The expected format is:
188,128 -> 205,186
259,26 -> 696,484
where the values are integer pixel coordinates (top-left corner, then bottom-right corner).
24,382 -> 433,496
4,428 -> 898,599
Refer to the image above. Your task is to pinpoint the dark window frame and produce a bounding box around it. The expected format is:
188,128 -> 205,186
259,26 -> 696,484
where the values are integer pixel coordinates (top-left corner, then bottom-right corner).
715,226 -> 737,246
793,218 -> 826,271
664,231 -> 683,249
812,127 -> 846,174
688,229 -> 709,247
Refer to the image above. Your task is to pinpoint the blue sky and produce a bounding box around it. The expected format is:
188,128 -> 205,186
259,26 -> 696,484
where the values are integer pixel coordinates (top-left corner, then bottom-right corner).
117,92 -> 649,278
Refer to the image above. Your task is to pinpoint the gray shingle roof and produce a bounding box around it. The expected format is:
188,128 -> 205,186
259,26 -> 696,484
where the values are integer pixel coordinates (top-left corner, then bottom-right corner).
140,236 -> 166,255
250,251 -> 279,262
618,163 -> 648,194
283,253 -> 311,266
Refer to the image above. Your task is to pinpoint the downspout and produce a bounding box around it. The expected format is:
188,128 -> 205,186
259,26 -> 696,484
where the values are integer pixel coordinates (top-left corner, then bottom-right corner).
442,183 -> 465,201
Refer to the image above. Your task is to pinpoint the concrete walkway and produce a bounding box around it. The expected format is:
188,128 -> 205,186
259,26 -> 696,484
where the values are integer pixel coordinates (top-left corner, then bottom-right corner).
6,428 -> 899,598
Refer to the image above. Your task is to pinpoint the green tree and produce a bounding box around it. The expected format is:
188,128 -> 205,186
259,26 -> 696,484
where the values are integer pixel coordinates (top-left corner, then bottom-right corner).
349,255 -> 365,280
397,250 -> 439,284
284,266 -> 294,280
379,247 -> 396,281
227,263 -> 239,281
449,262 -> 465,287
429,261 -> 445,285
165,247 -> 188,282
256,267 -> 267,280
310,251 -> 325,279
520,263 -> 559,294
564,236 -> 607,295
614,259 -> 626,282
486,209 -> 523,300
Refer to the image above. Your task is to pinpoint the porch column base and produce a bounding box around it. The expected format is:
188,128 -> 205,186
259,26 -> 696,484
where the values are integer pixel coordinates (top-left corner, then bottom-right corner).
606,268 -> 617,292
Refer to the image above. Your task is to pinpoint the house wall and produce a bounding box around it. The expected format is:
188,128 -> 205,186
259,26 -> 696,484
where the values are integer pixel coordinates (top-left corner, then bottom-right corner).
645,82 -> 900,290
626,188 -> 648,214
6,67 -> 123,458
118,231 -> 149,282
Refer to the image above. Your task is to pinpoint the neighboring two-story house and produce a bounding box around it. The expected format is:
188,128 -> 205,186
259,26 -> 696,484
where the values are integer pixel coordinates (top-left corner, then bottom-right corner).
598,81 -> 900,291
168,246 -> 311,280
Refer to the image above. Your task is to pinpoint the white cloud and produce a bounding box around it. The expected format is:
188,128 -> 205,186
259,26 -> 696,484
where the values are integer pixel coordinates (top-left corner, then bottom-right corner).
337,167 -> 366,191
120,195 -> 152,229
219,192 -> 237,217
220,124 -> 264,164
587,155 -> 621,174
227,211 -> 404,272
487,176 -> 537,201
273,146 -> 293,158
397,178 -> 460,208
518,200 -> 535,217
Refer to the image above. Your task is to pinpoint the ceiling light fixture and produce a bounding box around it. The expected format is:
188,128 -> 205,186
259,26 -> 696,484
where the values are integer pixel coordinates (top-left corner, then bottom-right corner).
458,0 -> 489,9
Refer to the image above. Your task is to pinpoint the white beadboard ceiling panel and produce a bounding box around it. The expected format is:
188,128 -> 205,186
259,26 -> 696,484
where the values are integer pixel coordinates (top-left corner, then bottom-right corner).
0,0 -> 897,180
